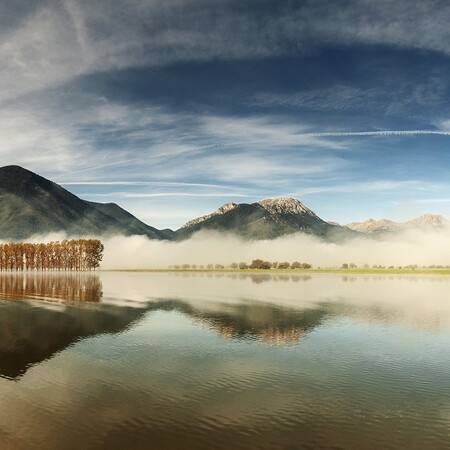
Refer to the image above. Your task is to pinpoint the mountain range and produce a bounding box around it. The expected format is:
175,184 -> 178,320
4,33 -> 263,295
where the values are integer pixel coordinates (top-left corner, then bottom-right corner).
0,165 -> 447,241
346,215 -> 449,234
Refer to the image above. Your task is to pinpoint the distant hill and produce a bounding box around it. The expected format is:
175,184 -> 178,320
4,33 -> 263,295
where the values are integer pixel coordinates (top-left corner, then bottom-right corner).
0,165 -> 168,240
346,214 -> 449,234
176,198 -> 356,241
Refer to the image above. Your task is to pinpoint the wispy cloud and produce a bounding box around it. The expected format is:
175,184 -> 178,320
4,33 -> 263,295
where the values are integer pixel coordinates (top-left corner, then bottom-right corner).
60,181 -> 236,189
121,192 -> 251,198
396,198 -> 450,204
0,86 -> 358,181
200,116 -> 346,149
0,0 -> 291,102
251,87 -> 383,111
153,150 -> 351,183
251,80 -> 450,122
293,0 -> 450,57
292,180 -> 448,196
3,1 -> 450,103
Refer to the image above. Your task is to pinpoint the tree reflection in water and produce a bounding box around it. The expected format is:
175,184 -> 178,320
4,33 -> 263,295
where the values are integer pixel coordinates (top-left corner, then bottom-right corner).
0,273 -> 149,380
0,272 -> 103,303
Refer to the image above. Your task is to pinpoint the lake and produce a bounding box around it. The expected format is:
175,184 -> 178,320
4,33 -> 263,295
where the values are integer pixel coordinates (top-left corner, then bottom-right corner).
0,272 -> 450,449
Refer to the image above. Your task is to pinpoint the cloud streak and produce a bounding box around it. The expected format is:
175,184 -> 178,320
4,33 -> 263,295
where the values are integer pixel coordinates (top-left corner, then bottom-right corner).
304,130 -> 450,137
115,192 -> 251,198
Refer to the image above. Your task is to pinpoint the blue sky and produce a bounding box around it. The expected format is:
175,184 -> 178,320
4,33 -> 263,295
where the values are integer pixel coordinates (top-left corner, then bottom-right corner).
2,0 -> 450,229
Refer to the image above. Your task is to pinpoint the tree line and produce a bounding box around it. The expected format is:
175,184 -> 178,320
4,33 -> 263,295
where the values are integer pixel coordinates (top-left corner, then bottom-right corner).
169,259 -> 312,270
0,239 -> 104,271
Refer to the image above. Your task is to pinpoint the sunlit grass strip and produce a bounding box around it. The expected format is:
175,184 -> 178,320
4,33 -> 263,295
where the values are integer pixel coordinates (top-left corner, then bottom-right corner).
104,268 -> 450,275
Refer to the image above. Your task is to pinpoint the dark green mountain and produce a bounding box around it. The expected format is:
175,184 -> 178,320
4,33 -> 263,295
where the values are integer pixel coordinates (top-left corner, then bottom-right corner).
0,165 -> 167,240
0,165 -> 355,242
176,198 -> 356,241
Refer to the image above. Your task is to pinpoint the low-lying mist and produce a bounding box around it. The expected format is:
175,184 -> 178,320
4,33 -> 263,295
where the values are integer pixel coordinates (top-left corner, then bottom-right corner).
96,227 -> 450,269
4,227 -> 450,269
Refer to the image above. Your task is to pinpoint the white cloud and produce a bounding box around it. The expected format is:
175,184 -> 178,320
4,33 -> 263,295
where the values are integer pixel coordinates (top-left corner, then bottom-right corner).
200,116 -> 346,149
436,119 -> 450,131
173,152 -> 349,182
293,180 -> 449,196
0,104 -> 77,171
59,181 -> 236,188
92,192 -> 251,198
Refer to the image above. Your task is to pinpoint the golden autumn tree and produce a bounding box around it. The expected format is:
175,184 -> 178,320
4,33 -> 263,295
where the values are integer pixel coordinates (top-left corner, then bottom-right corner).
0,239 -> 104,271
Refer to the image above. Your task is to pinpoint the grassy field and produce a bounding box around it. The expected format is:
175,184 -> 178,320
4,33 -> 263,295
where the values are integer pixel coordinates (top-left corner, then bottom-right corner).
105,267 -> 450,275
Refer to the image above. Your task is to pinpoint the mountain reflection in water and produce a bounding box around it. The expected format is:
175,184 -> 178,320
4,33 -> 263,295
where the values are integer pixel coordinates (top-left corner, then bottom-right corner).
0,272 -> 335,379
1,272 -> 450,449
168,299 -> 331,346
3,271 -> 450,382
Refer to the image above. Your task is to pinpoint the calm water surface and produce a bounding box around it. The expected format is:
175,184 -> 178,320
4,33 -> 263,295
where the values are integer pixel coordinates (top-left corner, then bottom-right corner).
0,272 -> 450,449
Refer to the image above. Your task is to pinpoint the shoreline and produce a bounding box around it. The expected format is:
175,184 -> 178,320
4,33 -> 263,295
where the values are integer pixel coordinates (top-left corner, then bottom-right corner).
100,268 -> 450,275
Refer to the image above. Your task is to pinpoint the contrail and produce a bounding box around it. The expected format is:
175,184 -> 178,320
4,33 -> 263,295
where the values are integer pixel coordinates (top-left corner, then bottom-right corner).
303,130 -> 450,137
190,130 -> 450,152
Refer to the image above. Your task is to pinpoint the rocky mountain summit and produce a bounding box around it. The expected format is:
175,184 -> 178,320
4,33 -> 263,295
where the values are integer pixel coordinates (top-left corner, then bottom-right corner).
256,198 -> 319,217
176,197 -> 355,241
182,202 -> 239,229
407,214 -> 448,228
346,218 -> 400,234
181,198 -> 318,230
346,214 -> 449,234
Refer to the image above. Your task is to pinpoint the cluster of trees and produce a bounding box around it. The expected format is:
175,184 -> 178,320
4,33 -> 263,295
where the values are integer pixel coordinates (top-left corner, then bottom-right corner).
0,239 -> 104,271
246,260 -> 312,270
169,260 -> 313,270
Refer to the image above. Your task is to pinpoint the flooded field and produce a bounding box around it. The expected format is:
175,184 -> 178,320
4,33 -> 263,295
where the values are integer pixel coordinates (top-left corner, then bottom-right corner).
0,272 -> 450,449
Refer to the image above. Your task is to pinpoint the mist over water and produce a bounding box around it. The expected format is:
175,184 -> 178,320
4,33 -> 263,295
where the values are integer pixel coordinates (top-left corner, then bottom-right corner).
2,226 -> 450,269
100,227 -> 450,269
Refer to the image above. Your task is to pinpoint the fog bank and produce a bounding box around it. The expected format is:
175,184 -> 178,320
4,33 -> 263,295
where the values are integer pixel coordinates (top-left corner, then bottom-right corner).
99,228 -> 450,269
3,228 -> 449,269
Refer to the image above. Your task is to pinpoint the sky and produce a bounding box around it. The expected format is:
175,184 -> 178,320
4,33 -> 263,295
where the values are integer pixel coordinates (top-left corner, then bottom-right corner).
2,0 -> 450,230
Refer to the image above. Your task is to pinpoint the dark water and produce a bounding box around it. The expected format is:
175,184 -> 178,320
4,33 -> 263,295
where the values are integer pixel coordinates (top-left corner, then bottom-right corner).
1,272 -> 450,449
